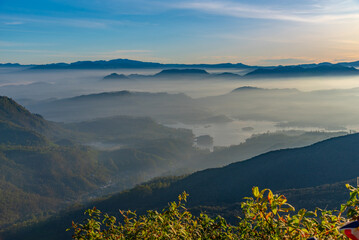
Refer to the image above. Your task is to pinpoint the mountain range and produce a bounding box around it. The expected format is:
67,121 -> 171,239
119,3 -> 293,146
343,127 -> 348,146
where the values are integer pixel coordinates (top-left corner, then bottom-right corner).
3,131 -> 357,240
244,65 -> 359,78
2,58 -> 359,72
0,96 -> 200,231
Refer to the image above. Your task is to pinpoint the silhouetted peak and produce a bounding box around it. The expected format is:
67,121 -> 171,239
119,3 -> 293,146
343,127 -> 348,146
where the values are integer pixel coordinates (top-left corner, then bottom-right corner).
103,73 -> 130,80
155,69 -> 209,76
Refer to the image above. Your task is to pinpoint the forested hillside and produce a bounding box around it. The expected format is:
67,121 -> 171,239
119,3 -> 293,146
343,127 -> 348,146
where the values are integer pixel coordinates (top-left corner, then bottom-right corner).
3,132 -> 359,240
0,97 -> 199,229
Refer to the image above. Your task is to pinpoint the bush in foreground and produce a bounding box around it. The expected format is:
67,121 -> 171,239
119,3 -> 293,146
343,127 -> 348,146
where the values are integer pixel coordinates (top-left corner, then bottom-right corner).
69,184 -> 359,239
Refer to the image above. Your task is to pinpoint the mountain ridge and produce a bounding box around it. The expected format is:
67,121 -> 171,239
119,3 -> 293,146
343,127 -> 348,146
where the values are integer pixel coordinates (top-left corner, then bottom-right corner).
3,58 -> 359,70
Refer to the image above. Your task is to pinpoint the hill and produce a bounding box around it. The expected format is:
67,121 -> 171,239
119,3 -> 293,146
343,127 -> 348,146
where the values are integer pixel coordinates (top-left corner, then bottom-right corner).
244,65 -> 359,78
0,96 -> 73,139
0,96 -> 212,231
5,58 -> 359,72
63,115 -> 193,147
87,133 -> 359,210
212,72 -> 242,79
4,133 -> 359,240
0,96 -> 50,133
29,58 -> 252,70
103,73 -> 130,80
193,131 -> 347,169
154,69 -> 209,78
26,91 -> 221,124
0,121 -> 48,146
200,86 -> 359,130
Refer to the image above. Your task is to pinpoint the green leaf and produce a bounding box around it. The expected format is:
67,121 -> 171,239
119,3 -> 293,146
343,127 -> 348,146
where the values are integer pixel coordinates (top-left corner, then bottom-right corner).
253,187 -> 260,198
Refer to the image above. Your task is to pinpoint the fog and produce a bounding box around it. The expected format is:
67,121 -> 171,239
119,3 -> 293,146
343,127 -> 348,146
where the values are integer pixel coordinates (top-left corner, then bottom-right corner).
1,67 -> 359,146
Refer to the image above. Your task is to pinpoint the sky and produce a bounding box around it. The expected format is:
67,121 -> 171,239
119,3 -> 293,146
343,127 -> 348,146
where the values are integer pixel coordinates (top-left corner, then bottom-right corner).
1,0 -> 359,65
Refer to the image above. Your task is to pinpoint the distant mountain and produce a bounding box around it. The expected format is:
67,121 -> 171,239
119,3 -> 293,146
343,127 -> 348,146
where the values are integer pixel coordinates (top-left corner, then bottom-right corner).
31,59 -> 163,70
103,73 -> 130,80
63,115 -> 194,147
103,69 -> 242,80
200,86 -> 358,131
0,63 -> 22,67
155,69 -> 209,78
231,86 -> 262,92
244,65 -> 359,78
3,58 -> 359,71
338,61 -> 359,67
26,91 -> 222,124
28,58 -> 253,70
297,62 -> 334,68
212,72 -> 242,79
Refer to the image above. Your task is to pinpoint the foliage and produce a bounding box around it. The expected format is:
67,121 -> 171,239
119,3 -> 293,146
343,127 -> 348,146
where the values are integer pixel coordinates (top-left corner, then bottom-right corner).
70,185 -> 359,240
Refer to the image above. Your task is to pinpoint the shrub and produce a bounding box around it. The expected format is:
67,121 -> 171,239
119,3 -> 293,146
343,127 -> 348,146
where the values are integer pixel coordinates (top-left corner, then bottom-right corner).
69,184 -> 359,239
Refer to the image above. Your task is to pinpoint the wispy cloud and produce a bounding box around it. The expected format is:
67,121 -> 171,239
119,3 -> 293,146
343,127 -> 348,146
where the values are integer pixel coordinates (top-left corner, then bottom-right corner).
259,58 -> 314,65
0,41 -> 22,47
3,21 -> 23,25
114,50 -> 153,53
0,49 -> 55,53
0,41 -> 56,47
0,15 -> 126,29
170,0 -> 359,23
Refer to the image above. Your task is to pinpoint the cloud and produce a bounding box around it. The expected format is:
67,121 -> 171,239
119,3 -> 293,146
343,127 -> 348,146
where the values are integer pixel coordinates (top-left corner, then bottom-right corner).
0,41 -> 56,47
0,15 -> 126,29
0,41 -> 22,47
170,0 -> 359,23
0,49 -> 54,53
114,50 -> 153,53
3,21 -> 23,25
259,58 -> 314,65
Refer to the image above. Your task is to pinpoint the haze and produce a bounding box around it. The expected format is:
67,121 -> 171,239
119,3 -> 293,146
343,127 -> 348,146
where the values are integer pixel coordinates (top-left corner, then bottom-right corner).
1,67 -> 359,147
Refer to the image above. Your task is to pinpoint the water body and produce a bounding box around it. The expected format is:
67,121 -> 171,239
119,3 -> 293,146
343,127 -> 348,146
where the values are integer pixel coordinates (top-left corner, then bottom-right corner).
166,120 -> 331,147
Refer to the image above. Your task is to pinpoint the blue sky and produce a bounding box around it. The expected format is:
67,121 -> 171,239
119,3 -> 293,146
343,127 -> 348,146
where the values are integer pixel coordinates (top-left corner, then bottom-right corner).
1,0 -> 359,65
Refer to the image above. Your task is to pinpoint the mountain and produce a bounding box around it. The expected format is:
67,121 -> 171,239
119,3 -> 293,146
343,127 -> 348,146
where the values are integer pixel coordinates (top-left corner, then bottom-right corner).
0,120 -> 48,146
103,73 -> 130,80
244,65 -> 359,78
31,59 -> 163,70
26,91 -> 222,124
0,96 -> 80,140
337,61 -> 359,67
0,97 -> 111,228
5,133 -> 359,240
192,131 -> 347,169
83,133 -> 359,210
154,69 -> 209,78
145,133 -> 359,205
29,58 -> 253,70
63,115 -> 194,147
3,58 -> 359,71
231,86 -> 262,92
0,96 -> 50,132
102,69 -> 242,81
212,72 -> 242,79
0,63 -> 22,67
0,96 -> 204,231
200,86 -> 359,130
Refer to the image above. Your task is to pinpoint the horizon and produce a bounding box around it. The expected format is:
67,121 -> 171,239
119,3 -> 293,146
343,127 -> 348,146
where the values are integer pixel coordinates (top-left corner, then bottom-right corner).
1,57 -> 358,67
2,0 -> 359,65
